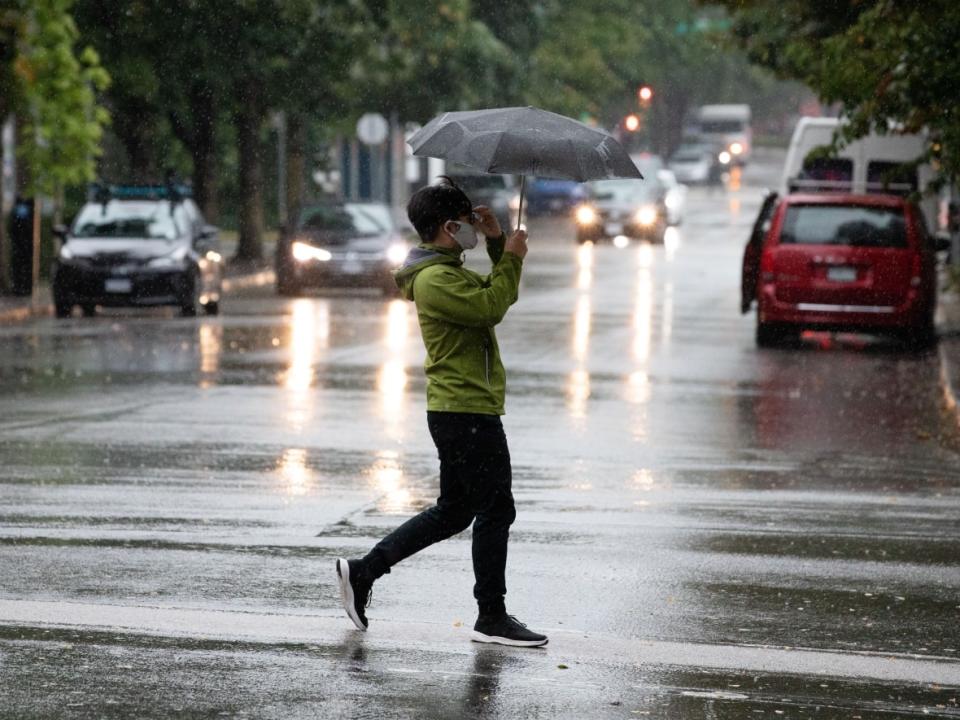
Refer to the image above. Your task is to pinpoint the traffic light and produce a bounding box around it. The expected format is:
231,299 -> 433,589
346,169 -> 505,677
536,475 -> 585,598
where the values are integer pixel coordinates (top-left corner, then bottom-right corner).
624,114 -> 641,132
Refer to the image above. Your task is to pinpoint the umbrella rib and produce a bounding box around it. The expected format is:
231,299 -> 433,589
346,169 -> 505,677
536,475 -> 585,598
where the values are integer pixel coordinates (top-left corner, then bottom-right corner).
569,138 -> 585,182
486,131 -> 507,173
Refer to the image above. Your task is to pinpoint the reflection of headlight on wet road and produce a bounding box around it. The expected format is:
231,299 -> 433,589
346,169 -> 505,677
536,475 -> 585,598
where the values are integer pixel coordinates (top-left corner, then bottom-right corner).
634,205 -> 657,227
575,205 -> 597,225
386,242 -> 407,266
718,151 -> 732,165
292,241 -> 332,263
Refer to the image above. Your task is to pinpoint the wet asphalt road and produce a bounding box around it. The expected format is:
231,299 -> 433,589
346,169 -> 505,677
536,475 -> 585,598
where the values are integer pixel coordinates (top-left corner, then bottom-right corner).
1,152 -> 960,718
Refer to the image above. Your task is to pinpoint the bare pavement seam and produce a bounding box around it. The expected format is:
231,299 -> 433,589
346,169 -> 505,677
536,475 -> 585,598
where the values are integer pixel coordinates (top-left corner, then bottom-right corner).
1,599 -> 958,687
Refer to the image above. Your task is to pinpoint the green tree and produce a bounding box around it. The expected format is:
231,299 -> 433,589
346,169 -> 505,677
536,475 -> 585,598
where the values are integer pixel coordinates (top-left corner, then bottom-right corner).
713,0 -> 960,183
7,0 -> 109,195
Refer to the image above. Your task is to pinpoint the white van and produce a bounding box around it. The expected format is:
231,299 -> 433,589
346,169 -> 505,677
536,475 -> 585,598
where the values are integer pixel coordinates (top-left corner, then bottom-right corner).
781,117 -> 938,229
697,104 -> 752,164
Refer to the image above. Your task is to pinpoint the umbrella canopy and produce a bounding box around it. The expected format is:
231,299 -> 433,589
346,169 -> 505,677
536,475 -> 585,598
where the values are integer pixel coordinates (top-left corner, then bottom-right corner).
407,106 -> 643,183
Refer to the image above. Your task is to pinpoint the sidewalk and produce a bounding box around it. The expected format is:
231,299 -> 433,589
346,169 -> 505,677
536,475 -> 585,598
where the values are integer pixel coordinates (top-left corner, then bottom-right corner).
0,233 -> 275,324
938,287 -> 960,430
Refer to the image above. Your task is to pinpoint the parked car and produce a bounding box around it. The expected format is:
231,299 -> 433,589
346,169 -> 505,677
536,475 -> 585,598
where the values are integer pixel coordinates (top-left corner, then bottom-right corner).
741,192 -> 949,348
275,202 -> 408,296
573,177 -> 667,244
51,184 -> 222,318
657,169 -> 688,226
525,177 -> 586,216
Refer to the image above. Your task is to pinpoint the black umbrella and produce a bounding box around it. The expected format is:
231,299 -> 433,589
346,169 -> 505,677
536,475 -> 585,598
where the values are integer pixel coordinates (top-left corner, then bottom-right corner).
407,106 -> 643,229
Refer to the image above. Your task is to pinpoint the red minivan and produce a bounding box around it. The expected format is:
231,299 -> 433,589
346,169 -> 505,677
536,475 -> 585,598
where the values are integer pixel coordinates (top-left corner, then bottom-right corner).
742,193 -> 943,348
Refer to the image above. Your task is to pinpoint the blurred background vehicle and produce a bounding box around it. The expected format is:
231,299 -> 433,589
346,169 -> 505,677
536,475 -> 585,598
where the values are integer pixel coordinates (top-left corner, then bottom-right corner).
657,169 -> 688,226
667,143 -> 726,185
781,117 -> 938,229
524,177 -> 587,217
443,167 -> 523,232
695,104 -> 752,166
51,184 -> 222,318
275,201 -> 408,296
573,176 -> 667,245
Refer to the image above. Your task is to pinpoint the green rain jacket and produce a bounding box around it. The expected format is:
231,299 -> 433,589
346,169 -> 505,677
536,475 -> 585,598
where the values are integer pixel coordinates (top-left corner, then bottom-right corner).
394,235 -> 523,415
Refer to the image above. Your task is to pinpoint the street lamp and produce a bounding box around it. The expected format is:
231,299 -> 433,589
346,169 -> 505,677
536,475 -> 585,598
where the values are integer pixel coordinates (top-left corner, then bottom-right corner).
624,114 -> 641,132
638,86 -> 653,103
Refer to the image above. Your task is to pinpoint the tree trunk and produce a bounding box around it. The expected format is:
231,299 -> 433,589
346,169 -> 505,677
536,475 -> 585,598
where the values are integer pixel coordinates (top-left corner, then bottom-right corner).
234,91 -> 264,263
192,91 -> 219,223
285,113 -> 306,225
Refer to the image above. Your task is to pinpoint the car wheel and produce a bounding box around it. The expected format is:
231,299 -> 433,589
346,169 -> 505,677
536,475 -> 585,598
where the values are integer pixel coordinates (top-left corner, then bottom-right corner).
901,320 -> 936,351
81,304 -> 96,317
756,321 -> 798,348
180,271 -> 200,316
203,300 -> 220,316
54,301 -> 72,319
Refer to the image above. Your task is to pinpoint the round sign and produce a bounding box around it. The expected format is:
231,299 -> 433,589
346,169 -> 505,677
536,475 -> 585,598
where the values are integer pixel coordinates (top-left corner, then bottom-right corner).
356,113 -> 389,145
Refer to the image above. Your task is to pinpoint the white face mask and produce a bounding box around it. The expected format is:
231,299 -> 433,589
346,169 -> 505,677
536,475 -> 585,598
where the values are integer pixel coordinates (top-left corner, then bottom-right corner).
447,220 -> 479,250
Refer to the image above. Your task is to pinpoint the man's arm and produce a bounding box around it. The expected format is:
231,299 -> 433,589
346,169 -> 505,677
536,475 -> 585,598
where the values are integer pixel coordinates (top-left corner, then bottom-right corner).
415,252 -> 523,328
486,232 -> 506,265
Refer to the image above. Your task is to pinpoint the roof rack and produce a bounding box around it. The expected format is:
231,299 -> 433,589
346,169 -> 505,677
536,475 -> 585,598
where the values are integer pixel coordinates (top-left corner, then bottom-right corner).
88,181 -> 193,204
787,178 -> 915,196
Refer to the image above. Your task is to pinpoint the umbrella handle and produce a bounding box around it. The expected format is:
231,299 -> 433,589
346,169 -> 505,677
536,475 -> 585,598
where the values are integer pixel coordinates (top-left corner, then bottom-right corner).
517,175 -> 526,233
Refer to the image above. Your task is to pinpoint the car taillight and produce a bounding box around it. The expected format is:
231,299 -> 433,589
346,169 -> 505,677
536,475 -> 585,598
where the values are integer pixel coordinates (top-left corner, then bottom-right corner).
759,249 -> 775,282
910,253 -> 922,287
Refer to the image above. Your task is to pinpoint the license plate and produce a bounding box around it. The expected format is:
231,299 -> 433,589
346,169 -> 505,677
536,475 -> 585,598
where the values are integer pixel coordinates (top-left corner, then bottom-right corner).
105,278 -> 132,293
342,261 -> 363,275
604,222 -> 624,236
549,199 -> 563,210
827,266 -> 857,282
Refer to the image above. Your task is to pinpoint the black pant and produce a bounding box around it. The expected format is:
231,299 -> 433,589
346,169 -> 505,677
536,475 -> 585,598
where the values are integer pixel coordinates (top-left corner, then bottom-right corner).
362,411 -> 516,614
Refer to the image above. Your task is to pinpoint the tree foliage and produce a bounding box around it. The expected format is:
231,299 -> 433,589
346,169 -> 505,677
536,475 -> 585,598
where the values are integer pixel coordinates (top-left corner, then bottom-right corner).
3,0 -> 109,195
713,0 -> 960,182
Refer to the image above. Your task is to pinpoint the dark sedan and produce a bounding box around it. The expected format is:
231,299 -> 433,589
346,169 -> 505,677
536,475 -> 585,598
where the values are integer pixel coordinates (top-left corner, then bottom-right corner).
275,202 -> 410,296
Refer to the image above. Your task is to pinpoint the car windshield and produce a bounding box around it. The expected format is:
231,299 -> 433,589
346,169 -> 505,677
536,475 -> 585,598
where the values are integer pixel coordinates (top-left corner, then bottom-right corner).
73,202 -> 181,240
298,204 -> 388,239
700,119 -> 745,134
588,180 -> 658,203
672,151 -> 707,163
780,205 -> 908,248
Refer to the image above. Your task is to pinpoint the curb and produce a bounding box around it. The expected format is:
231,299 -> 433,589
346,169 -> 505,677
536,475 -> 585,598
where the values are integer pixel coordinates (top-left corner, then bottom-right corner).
939,342 -> 960,430
0,301 -> 50,324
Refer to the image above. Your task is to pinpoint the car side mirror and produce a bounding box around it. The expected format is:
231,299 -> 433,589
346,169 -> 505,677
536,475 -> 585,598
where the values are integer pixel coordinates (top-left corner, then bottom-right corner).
52,223 -> 69,240
200,224 -> 218,240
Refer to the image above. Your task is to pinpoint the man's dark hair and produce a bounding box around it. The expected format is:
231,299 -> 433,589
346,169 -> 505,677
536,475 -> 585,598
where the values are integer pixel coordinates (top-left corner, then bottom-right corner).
407,176 -> 472,242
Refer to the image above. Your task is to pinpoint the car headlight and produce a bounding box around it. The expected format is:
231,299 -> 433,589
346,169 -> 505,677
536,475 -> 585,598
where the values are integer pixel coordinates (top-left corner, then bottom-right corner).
575,205 -> 597,225
718,151 -> 732,165
729,142 -> 744,156
292,241 -> 332,263
59,244 -> 74,261
148,246 -> 190,268
508,194 -> 521,212
635,205 -> 657,227
386,242 -> 407,266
